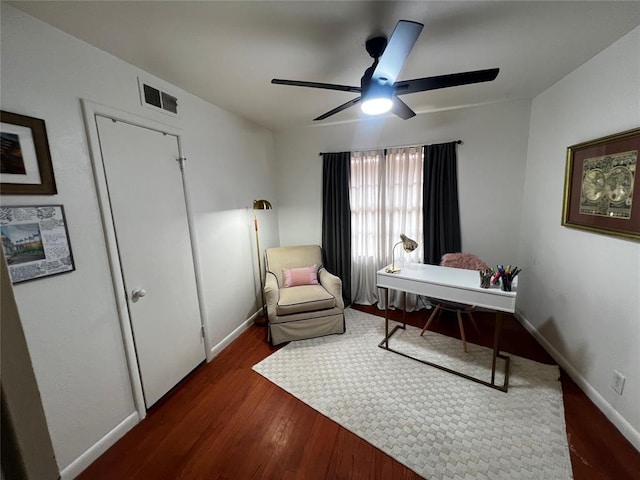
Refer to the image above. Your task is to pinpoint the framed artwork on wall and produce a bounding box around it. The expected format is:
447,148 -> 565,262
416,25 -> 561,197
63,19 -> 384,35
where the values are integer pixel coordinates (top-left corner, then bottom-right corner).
1,111 -> 57,195
0,205 -> 75,284
562,128 -> 639,241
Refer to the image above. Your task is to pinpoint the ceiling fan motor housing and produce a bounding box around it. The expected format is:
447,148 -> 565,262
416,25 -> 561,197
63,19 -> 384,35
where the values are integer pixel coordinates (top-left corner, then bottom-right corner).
365,36 -> 388,58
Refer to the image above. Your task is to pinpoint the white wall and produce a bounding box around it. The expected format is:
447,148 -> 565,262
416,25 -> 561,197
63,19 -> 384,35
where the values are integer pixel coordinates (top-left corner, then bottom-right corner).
275,99 -> 531,268
0,5 -> 277,476
518,26 -> 640,448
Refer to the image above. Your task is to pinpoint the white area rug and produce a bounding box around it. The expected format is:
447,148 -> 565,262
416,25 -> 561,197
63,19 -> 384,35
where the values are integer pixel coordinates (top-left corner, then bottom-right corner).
253,308 -> 573,479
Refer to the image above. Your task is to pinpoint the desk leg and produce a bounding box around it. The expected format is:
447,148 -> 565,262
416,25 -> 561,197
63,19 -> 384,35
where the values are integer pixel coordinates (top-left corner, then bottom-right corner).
402,291 -> 407,326
379,286 -> 510,392
384,287 -> 389,349
491,312 -> 503,385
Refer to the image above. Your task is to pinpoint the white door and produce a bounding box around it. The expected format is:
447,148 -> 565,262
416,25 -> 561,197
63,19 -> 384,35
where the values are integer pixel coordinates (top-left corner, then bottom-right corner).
96,116 -> 205,408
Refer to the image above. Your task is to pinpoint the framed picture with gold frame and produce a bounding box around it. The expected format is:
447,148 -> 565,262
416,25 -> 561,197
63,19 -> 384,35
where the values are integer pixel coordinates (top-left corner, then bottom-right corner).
1,111 -> 57,195
562,128 -> 639,240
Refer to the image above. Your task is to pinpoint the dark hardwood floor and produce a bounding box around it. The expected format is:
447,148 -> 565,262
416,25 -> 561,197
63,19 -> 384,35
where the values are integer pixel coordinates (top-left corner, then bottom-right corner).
77,306 -> 640,480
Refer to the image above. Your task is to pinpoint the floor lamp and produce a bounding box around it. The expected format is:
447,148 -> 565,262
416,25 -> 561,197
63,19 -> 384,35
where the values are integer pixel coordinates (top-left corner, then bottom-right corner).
253,199 -> 272,326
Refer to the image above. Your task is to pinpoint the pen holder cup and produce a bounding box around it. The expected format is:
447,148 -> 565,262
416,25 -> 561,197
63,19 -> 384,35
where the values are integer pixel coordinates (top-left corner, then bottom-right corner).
501,277 -> 513,292
479,270 -> 492,289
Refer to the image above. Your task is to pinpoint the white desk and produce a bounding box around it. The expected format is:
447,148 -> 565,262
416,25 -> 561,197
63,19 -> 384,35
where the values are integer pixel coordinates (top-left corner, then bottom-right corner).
377,263 -> 517,392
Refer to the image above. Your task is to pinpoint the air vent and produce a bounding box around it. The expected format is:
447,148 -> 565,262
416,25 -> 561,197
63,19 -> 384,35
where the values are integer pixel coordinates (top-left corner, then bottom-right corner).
138,77 -> 179,117
160,91 -> 178,114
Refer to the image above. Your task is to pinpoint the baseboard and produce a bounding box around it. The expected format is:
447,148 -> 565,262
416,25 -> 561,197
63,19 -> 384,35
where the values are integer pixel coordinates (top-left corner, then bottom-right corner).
515,309 -> 640,452
59,411 -> 139,480
209,311 -> 256,358
59,314 -> 257,479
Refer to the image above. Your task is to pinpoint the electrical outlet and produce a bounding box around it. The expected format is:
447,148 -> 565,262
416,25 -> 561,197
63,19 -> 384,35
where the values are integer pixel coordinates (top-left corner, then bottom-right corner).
612,370 -> 626,395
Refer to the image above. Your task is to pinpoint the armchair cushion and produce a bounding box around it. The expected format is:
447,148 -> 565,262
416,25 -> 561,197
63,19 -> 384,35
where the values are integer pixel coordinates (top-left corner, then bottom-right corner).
277,284 -> 335,315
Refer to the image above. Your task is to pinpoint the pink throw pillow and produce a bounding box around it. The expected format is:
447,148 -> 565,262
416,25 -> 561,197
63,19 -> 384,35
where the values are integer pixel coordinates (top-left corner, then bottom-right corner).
283,265 -> 318,288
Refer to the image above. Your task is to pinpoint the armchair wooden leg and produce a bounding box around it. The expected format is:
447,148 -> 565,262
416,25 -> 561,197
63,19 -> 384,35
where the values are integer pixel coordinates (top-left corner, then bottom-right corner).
457,310 -> 468,352
420,305 -> 441,336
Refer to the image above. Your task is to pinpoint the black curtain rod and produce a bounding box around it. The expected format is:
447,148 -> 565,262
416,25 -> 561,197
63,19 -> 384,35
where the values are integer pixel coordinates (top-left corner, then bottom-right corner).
318,140 -> 462,156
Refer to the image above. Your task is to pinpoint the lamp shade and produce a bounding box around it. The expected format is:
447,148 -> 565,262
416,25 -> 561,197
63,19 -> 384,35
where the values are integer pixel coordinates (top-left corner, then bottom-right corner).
361,82 -> 393,115
361,97 -> 393,115
253,199 -> 272,210
400,233 -> 418,252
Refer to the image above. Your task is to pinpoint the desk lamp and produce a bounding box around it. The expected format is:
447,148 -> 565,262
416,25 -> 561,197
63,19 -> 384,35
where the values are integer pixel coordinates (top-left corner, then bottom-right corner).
386,234 -> 418,273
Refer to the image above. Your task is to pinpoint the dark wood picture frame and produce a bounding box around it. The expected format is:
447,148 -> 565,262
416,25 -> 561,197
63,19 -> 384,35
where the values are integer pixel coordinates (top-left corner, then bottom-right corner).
562,128 -> 639,241
0,111 -> 57,195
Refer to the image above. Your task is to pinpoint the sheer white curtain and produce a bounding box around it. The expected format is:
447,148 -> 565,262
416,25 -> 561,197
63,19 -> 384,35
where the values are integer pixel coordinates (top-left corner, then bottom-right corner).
350,149 -> 385,305
350,146 -> 424,310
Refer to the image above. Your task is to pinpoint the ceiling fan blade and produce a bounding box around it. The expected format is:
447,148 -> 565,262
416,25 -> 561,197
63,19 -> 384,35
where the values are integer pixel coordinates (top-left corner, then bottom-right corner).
272,79 -> 361,94
314,97 -> 362,121
394,68 -> 500,95
372,20 -> 424,85
391,97 -> 416,120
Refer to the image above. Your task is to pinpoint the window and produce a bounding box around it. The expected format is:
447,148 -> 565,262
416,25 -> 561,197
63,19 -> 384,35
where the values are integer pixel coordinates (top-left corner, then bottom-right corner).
350,146 -> 423,307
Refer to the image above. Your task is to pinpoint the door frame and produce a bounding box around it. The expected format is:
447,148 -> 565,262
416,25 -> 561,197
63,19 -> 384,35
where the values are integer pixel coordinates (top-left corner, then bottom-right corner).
81,100 -> 212,419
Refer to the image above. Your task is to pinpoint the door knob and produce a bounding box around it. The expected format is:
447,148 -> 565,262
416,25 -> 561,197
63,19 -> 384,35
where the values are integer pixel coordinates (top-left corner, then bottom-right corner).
131,288 -> 147,302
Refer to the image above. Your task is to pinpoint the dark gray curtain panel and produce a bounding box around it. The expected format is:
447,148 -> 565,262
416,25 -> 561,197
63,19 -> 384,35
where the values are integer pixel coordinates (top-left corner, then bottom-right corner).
322,152 -> 352,305
422,142 -> 462,265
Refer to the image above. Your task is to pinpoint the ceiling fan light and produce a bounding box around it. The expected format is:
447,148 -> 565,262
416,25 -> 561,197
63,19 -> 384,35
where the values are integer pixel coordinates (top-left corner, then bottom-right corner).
361,97 -> 393,115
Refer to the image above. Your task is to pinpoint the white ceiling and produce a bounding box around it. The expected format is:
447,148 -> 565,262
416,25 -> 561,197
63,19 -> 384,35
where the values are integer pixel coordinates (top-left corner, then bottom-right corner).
9,1 -> 640,131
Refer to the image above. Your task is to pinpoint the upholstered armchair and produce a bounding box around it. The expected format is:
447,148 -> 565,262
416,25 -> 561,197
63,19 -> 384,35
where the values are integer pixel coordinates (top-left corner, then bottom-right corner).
264,245 -> 345,345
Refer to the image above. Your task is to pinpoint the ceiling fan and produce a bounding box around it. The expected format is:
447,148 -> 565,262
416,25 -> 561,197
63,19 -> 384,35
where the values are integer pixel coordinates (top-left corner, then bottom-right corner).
272,20 -> 499,121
